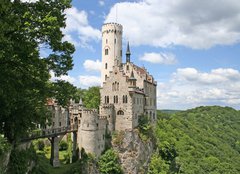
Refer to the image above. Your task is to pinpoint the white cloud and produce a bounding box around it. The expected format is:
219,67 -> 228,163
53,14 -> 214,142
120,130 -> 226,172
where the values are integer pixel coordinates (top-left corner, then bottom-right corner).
50,71 -> 76,84
105,0 -> 240,49
157,68 -> 240,110
83,59 -> 102,72
79,75 -> 101,88
63,7 -> 101,49
139,52 -> 177,64
174,68 -> 240,84
99,0 -> 105,6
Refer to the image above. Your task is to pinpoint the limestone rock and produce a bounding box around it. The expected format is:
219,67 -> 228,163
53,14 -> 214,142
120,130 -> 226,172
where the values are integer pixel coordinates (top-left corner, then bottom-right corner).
112,130 -> 154,174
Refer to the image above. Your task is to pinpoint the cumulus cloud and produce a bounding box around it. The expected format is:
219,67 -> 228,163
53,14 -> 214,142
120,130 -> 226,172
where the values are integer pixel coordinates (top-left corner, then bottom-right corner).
174,68 -> 240,84
83,59 -> 102,72
63,7 -> 101,49
157,68 -> 240,110
139,52 -> 177,64
105,0 -> 240,49
79,75 -> 101,88
50,71 -> 76,84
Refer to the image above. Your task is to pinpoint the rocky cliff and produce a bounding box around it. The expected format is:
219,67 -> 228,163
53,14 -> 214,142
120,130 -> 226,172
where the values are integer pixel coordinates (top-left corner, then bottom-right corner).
112,129 -> 154,174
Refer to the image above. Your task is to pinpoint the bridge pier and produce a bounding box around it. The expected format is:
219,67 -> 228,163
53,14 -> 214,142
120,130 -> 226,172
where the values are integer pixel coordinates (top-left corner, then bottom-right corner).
49,135 -> 64,167
72,131 -> 78,161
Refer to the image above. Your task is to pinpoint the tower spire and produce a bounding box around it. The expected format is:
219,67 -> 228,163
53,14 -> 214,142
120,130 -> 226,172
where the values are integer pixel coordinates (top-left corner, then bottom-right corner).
126,41 -> 131,63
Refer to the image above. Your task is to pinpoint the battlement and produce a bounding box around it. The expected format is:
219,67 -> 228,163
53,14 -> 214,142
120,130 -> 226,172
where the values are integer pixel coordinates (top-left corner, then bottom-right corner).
102,23 -> 123,34
83,109 -> 98,115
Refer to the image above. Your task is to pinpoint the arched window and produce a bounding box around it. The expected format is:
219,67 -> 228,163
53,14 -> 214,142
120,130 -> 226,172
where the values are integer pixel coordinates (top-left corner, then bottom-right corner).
105,48 -> 108,55
74,117 -> 78,126
117,110 -> 124,115
125,95 -> 128,103
105,63 -> 107,69
106,39 -> 108,44
122,95 -> 125,103
105,75 -> 107,81
116,96 -> 118,103
107,96 -> 109,103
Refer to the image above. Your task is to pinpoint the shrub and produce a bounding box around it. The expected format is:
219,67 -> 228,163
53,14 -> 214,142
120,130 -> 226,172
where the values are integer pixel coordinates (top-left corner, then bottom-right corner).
112,131 -> 124,145
98,149 -> 122,174
59,140 -> 68,151
37,140 -> 45,151
138,115 -> 152,141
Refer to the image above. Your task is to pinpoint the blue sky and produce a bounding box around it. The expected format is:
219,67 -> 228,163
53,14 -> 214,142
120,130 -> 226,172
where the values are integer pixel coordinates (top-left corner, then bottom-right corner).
49,0 -> 240,110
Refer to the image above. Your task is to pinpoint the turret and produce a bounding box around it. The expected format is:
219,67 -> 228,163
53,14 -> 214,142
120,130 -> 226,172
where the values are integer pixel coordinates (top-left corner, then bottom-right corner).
126,42 -> 131,63
128,71 -> 137,88
101,23 -> 123,85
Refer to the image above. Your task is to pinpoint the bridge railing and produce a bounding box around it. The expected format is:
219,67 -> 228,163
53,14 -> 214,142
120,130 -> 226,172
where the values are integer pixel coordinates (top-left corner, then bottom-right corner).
22,124 -> 78,141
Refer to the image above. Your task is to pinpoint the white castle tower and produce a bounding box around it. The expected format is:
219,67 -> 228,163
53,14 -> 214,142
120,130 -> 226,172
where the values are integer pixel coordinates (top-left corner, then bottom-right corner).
101,23 -> 123,85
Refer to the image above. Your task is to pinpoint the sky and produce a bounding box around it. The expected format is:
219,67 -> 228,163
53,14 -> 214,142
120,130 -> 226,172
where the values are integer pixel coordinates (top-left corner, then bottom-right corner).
45,0 -> 240,110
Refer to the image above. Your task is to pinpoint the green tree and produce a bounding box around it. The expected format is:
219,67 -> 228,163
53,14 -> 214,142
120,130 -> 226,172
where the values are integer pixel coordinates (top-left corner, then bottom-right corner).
98,149 -> 122,174
153,106 -> 240,173
83,86 -> 100,109
0,0 -> 74,143
148,153 -> 169,174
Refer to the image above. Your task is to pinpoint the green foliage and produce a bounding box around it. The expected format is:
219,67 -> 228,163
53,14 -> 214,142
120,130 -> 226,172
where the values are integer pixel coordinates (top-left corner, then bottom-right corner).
8,145 -> 37,174
0,135 -> 10,156
0,0 -> 74,143
153,106 -> 240,173
83,86 -> 100,109
37,140 -> 45,151
98,149 -> 122,174
112,131 -> 124,146
148,153 -> 169,174
138,115 -> 153,141
72,86 -> 100,109
53,80 -> 77,107
59,140 -> 68,151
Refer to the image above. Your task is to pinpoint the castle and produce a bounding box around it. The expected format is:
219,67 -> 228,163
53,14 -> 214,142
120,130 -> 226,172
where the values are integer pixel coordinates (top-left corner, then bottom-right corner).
49,23 -> 157,157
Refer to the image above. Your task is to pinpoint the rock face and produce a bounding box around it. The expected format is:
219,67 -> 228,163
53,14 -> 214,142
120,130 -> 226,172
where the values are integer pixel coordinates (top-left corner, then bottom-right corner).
112,130 -> 154,174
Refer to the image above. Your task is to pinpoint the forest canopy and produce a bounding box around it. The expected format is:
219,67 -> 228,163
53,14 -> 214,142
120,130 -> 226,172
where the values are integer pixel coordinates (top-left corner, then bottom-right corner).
149,106 -> 240,174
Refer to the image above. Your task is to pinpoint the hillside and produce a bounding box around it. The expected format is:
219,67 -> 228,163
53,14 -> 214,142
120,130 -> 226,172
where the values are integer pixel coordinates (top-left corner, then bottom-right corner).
149,106 -> 240,174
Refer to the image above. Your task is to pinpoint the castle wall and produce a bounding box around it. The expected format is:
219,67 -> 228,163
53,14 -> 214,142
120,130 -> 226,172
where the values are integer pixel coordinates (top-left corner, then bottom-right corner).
78,109 -> 107,157
100,104 -> 115,132
131,93 -> 145,128
101,66 -> 135,131
123,63 -> 157,121
47,104 -> 68,129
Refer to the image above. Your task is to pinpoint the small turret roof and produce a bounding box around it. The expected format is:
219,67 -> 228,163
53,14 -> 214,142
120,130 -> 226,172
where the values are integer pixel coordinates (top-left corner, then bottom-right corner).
129,70 -> 136,80
126,42 -> 131,55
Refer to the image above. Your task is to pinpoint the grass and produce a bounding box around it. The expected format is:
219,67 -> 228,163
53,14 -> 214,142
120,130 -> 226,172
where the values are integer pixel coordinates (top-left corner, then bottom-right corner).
36,153 -> 81,174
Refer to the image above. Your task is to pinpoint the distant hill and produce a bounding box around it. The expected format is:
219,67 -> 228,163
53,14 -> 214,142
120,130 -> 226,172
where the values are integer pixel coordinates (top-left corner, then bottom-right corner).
158,109 -> 182,114
149,106 -> 240,174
